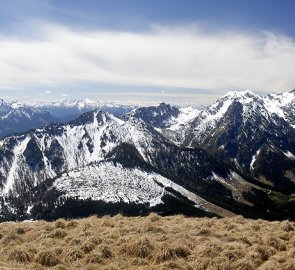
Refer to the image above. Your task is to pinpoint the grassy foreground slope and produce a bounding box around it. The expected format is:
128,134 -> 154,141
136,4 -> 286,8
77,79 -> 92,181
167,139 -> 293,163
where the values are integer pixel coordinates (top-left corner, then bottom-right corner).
0,215 -> 295,270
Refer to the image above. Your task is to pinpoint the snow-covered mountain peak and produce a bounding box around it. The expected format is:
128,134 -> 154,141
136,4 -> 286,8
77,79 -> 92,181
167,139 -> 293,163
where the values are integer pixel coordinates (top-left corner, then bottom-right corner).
0,98 -> 9,105
219,90 -> 260,105
0,99 -> 11,113
226,89 -> 256,98
69,109 -> 124,128
203,90 -> 274,124
183,90 -> 277,146
264,90 -> 295,127
9,100 -> 24,109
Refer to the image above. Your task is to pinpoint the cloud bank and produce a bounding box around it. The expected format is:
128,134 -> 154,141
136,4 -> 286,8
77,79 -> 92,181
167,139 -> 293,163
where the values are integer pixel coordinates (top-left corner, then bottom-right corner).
0,24 -> 295,93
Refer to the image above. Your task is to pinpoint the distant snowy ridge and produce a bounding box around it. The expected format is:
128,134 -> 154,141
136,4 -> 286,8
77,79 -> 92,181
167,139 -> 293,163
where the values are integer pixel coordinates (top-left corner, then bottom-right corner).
30,99 -> 138,120
0,98 -> 57,138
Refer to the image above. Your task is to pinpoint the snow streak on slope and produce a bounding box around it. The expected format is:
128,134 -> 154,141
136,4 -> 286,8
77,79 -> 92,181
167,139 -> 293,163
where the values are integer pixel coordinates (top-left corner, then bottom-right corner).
284,151 -> 295,160
4,136 -> 31,194
250,148 -> 261,170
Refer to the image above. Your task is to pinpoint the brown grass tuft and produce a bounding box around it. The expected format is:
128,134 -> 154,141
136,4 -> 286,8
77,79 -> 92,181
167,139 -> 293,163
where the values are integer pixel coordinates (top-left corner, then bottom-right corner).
8,247 -> 32,263
148,213 -> 161,222
284,259 -> 295,270
15,227 -> 26,235
99,245 -> 113,259
280,220 -> 295,232
86,253 -> 103,264
1,232 -> 23,245
63,248 -> 84,262
145,224 -> 165,234
232,258 -> 256,270
121,237 -> 154,258
66,220 -> 78,229
152,244 -> 191,263
265,236 -> 286,251
36,249 -> 60,267
81,239 -> 96,254
55,219 -> 67,229
49,229 -> 67,239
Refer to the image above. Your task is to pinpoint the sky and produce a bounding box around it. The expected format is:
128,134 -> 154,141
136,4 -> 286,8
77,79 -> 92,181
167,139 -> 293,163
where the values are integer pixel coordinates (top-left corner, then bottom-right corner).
0,0 -> 295,105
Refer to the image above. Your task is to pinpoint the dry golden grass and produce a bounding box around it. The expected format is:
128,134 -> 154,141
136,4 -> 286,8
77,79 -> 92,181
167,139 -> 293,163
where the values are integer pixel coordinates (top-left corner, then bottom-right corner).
0,214 -> 294,269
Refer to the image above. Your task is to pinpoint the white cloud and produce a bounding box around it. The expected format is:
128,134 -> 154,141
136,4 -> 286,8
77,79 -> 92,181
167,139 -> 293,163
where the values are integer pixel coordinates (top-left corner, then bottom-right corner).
45,90 -> 52,94
0,24 -> 294,93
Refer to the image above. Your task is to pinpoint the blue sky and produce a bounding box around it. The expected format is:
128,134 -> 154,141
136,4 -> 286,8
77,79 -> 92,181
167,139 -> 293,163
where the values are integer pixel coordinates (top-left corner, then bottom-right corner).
0,0 -> 295,104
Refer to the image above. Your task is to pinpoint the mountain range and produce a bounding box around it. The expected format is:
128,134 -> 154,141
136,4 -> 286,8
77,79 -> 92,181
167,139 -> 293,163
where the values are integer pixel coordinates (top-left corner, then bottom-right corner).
0,99 -> 58,138
0,90 -> 294,221
0,99 -> 137,138
135,90 -> 295,193
31,99 -> 137,122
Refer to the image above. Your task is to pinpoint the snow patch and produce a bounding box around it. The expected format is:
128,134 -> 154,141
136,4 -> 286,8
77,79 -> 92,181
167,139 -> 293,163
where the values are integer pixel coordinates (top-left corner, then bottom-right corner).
250,148 -> 261,170
4,136 -> 31,193
284,151 -> 295,160
168,106 -> 200,131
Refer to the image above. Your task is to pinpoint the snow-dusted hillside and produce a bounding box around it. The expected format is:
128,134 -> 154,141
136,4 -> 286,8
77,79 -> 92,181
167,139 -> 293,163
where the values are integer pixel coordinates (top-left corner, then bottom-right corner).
53,160 -> 222,211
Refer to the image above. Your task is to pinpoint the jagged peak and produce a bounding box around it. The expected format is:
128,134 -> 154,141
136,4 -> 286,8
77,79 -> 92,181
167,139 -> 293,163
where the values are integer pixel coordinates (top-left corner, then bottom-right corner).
211,90 -> 261,109
9,100 -> 25,109
0,98 -> 10,107
197,90 -> 264,124
68,109 -> 124,127
158,102 -> 173,108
